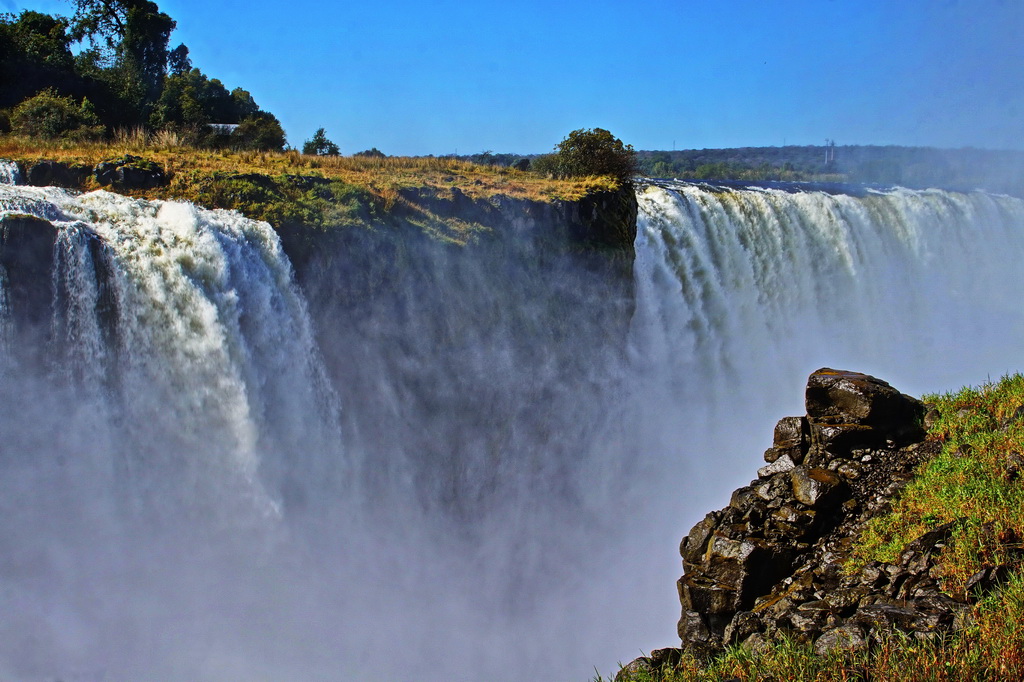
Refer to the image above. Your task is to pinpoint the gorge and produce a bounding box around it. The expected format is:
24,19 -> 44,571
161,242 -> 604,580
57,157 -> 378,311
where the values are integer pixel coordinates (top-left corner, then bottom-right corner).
2,166 -> 1024,681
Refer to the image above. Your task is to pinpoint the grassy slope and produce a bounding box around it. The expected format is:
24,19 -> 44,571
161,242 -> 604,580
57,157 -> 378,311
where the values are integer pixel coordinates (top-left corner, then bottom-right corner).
0,137 -> 619,204
610,375 -> 1024,682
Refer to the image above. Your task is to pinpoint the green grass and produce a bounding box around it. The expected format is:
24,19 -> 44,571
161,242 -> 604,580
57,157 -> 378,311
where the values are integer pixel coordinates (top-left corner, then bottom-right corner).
610,374 -> 1024,682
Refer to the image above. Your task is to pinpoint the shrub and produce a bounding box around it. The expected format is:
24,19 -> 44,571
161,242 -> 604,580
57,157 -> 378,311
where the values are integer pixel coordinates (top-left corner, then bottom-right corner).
354,147 -> 385,158
530,153 -> 560,177
230,112 -> 286,151
552,127 -> 637,185
10,88 -> 104,140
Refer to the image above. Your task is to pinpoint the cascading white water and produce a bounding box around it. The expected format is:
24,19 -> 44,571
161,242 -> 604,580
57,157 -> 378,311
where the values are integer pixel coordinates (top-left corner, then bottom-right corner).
2,186 -> 342,521
633,181 -> 1024,402
626,180 -> 1024,523
0,160 -> 22,186
0,179 -> 1023,681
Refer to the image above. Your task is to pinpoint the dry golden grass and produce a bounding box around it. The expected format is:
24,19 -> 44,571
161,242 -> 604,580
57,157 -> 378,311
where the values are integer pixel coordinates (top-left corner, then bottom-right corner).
0,136 -> 619,203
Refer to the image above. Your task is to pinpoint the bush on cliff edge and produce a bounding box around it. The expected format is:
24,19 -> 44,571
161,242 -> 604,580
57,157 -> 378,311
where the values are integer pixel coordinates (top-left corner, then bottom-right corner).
538,128 -> 638,186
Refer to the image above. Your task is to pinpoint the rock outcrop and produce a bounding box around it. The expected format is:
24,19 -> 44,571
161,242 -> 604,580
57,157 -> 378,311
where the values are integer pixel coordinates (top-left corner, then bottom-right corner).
26,159 -> 92,188
621,368 -> 976,680
94,155 -> 168,190
4,156 -> 169,191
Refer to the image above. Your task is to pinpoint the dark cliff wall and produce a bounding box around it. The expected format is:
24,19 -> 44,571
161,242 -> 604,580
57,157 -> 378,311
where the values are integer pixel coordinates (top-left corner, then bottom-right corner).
0,213 -> 58,361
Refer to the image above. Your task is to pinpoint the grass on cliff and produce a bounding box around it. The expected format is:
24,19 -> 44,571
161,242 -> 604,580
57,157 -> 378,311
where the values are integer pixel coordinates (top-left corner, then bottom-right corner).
609,374 -> 1024,682
0,134 -> 620,204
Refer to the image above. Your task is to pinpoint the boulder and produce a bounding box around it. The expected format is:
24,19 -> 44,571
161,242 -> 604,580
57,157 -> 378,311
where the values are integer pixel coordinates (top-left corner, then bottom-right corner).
770,416 -> 809,463
790,467 -> 848,509
814,624 -> 868,655
94,155 -> 167,190
26,159 -> 91,188
806,368 -> 925,440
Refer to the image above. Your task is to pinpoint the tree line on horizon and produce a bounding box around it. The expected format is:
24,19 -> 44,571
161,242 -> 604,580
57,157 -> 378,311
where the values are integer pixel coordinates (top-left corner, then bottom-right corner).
0,0 -> 286,150
635,144 -> 1024,196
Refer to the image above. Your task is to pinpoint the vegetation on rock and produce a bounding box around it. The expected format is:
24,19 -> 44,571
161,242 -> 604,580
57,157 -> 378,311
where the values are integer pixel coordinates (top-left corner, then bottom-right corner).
610,372 -> 1024,682
533,128 -> 638,186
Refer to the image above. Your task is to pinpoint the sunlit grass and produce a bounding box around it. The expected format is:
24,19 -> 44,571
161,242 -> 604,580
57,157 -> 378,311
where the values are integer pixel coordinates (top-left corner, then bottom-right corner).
0,135 -> 620,203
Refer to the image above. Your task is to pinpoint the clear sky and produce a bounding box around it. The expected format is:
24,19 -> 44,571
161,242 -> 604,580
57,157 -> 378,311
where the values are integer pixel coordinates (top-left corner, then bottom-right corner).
7,0 -> 1024,156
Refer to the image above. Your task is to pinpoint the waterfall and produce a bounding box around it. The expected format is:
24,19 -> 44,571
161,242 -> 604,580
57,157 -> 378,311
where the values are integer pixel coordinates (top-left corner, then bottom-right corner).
0,180 -> 1022,681
7,186 -> 347,532
632,181 -> 1024,403
0,160 -> 21,186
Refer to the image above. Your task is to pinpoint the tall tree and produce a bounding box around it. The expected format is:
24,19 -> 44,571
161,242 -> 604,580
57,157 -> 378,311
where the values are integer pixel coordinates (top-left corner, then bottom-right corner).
0,11 -> 80,108
70,0 -> 176,118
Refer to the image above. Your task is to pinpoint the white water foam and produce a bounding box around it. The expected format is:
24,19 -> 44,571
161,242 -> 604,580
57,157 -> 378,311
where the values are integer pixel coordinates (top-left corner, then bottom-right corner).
0,160 -> 22,186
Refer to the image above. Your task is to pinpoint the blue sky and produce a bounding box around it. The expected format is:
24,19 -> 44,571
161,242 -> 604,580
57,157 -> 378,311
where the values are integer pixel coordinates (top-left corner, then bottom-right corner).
7,0 -> 1024,155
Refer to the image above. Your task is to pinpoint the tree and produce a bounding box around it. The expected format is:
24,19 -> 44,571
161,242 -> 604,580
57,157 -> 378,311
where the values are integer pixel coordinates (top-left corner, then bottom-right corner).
302,128 -> 340,156
552,128 -> 638,185
0,11 -> 81,108
70,0 -> 176,117
354,147 -> 385,158
149,67 -> 234,129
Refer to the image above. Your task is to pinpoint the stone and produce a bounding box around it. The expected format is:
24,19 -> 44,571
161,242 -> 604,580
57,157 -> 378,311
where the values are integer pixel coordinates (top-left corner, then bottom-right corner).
752,472 -> 794,504
740,631 -> 771,654
788,610 -> 824,636
678,610 -> 713,643
903,521 -> 957,555
773,416 -> 809,463
671,369 -> 950,662
681,511 -> 721,569
758,454 -> 796,478
94,155 -> 167,190
730,486 -> 757,509
26,159 -> 91,188
679,575 -> 738,615
723,611 -> 763,644
805,368 -> 925,442
809,422 -> 879,460
814,624 -> 868,655
855,603 -> 919,630
769,505 -> 818,539
965,564 -> 1013,600
834,461 -> 863,480
791,466 -> 848,509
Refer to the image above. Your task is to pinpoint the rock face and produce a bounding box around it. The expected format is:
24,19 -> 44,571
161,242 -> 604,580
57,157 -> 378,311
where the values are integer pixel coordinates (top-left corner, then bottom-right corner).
26,159 -> 92,188
0,213 -> 59,355
94,155 -> 168,190
559,186 -> 638,250
668,369 -> 963,662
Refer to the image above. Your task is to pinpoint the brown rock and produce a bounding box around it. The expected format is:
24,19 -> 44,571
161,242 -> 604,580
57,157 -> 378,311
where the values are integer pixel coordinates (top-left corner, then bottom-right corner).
791,467 -> 848,509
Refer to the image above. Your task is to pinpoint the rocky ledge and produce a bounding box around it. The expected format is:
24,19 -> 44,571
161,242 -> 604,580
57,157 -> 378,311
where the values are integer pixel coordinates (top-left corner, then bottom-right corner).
11,155 -> 168,191
619,368 -> 1015,680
